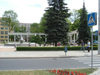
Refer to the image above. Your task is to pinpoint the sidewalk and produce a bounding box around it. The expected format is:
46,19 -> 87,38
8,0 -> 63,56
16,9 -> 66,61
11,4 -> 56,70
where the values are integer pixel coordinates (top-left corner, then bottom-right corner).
0,46 -> 99,58
89,69 -> 100,75
0,46 -> 100,74
0,49 -> 98,58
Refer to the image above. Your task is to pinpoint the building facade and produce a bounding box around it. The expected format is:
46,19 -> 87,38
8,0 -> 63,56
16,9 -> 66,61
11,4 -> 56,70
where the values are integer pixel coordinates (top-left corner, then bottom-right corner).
0,18 -> 9,43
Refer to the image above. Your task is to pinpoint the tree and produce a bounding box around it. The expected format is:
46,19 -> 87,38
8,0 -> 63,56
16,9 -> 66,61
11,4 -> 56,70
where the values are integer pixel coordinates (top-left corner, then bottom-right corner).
66,18 -> 72,31
78,2 -> 91,44
1,10 -> 19,32
39,13 -> 47,33
30,23 -> 40,33
29,35 -> 44,46
15,25 -> 26,32
45,0 -> 70,46
69,9 -> 82,31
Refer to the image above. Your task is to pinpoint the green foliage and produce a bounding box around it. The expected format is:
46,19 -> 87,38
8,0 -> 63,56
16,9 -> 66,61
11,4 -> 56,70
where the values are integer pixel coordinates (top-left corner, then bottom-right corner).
15,25 -> 26,32
78,3 -> 91,44
30,22 -> 46,33
0,68 -> 96,75
30,23 -> 40,33
16,46 -> 97,51
40,13 -> 47,33
69,9 -> 82,31
66,19 -> 72,31
1,10 -> 19,32
45,0 -> 70,46
0,70 -> 55,75
29,35 -> 44,45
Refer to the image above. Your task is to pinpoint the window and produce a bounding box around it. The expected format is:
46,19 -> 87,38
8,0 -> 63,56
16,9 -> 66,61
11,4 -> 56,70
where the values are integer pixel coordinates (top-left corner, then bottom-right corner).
5,31 -> 8,34
5,27 -> 8,30
1,40 -> 4,42
1,27 -> 4,30
1,36 -> 4,38
5,36 -> 8,38
1,31 -> 4,34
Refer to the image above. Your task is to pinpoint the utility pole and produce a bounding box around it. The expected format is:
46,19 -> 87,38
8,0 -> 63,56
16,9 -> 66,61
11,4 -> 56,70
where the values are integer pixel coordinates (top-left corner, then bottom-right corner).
98,0 -> 100,54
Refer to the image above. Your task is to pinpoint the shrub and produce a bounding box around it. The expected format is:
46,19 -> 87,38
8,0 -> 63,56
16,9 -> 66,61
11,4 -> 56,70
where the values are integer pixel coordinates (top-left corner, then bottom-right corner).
16,46 -> 98,51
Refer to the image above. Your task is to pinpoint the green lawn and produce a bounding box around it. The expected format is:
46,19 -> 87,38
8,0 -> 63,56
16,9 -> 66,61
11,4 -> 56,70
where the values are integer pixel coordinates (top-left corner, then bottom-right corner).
0,70 -> 55,75
0,68 -> 97,75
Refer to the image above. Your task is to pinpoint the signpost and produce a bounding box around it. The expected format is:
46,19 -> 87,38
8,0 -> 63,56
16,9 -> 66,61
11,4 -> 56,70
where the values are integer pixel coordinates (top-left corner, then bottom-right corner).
98,0 -> 100,54
88,12 -> 97,26
88,12 -> 97,71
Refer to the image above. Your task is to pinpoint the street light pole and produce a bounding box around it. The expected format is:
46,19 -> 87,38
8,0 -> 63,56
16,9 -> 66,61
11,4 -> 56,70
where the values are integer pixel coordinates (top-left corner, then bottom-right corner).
98,0 -> 100,54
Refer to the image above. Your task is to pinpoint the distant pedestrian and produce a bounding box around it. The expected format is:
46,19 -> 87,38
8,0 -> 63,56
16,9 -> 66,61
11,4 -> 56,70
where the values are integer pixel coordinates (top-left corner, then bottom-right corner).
87,40 -> 90,52
64,42 -> 68,56
80,40 -> 85,51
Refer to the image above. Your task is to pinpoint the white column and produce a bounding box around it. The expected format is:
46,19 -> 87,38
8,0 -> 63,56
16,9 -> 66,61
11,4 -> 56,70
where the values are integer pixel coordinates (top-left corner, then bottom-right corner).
45,35 -> 47,43
74,34 -> 75,43
14,35 -> 15,43
70,35 -> 72,43
76,33 -> 78,40
98,0 -> 100,54
27,34 -> 28,42
14,35 -> 16,47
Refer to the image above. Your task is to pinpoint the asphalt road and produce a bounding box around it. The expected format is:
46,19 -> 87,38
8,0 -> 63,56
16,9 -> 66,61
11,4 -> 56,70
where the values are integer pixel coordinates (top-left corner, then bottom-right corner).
0,57 -> 89,71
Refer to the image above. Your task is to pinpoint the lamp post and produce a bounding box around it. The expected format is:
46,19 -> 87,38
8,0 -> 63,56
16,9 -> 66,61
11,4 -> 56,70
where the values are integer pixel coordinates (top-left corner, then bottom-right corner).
13,25 -> 16,47
98,0 -> 100,54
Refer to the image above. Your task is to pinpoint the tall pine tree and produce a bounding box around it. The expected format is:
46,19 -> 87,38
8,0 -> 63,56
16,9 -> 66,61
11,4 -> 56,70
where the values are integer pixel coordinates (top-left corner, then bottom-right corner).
45,0 -> 70,46
78,2 -> 91,44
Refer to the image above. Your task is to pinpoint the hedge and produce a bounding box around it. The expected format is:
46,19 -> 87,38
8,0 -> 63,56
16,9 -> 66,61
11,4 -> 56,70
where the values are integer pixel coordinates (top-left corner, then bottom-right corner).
16,46 -> 98,51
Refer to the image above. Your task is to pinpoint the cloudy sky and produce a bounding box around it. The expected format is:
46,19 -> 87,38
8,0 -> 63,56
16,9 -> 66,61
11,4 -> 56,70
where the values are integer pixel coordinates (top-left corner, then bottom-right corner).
0,0 -> 98,30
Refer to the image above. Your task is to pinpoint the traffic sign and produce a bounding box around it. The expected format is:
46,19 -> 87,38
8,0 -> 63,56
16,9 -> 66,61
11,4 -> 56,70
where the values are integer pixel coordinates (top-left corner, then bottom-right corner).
88,12 -> 97,26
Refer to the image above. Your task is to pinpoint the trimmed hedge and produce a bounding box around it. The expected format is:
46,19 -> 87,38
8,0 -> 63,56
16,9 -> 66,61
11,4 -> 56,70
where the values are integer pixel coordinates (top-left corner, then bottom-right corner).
16,46 -> 98,51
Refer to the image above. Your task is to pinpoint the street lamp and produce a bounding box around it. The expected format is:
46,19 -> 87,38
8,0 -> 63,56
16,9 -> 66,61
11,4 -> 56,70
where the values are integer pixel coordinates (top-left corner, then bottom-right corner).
98,0 -> 100,54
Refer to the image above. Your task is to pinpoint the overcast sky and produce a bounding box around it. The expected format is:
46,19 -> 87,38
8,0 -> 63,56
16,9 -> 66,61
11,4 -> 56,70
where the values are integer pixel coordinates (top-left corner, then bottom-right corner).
0,0 -> 98,31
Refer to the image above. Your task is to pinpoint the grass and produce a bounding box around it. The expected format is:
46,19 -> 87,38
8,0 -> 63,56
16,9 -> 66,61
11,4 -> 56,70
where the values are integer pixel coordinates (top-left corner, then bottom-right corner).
0,68 -> 97,75
0,70 -> 55,75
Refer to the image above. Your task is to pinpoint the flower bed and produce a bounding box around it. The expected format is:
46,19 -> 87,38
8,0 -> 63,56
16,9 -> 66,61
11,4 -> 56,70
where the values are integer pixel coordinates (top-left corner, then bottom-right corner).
49,69 -> 87,75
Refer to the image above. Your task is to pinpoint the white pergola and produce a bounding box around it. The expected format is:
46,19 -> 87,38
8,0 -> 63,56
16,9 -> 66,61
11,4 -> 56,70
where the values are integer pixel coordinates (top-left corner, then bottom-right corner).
68,30 -> 78,44
8,32 -> 47,43
8,31 -> 78,45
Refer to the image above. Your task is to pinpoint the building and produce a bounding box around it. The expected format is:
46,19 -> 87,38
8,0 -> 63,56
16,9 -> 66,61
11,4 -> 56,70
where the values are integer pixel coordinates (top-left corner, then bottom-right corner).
19,23 -> 32,33
0,18 -> 9,43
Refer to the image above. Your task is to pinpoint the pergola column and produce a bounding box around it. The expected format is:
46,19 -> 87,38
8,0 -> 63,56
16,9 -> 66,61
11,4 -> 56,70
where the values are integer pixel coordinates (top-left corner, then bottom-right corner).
73,34 -> 76,43
70,35 -> 72,43
14,35 -> 16,42
14,35 -> 16,47
27,34 -> 28,42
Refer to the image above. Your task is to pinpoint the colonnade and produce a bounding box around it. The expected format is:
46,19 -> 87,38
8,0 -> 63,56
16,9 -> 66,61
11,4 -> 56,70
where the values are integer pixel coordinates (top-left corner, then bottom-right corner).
68,30 -> 78,45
